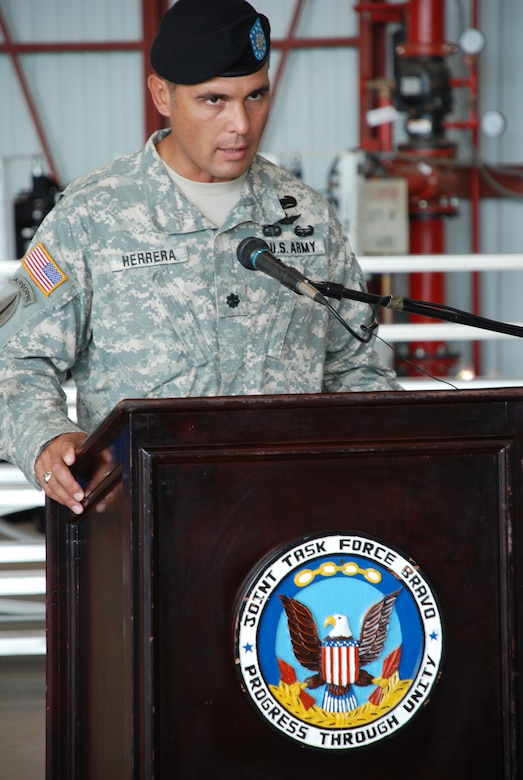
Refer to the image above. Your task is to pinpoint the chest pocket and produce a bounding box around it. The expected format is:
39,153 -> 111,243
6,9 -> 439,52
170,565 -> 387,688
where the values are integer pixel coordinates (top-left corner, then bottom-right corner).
152,270 -> 213,367
262,287 -> 300,360
261,245 -> 329,359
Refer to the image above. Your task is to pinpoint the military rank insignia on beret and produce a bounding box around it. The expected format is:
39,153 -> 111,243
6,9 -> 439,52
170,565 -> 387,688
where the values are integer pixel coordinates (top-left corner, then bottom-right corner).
249,17 -> 268,61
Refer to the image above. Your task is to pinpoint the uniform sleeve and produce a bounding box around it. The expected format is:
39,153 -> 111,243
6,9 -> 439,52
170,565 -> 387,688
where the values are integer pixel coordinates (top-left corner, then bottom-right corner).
321,207 -> 403,393
0,216 -> 90,486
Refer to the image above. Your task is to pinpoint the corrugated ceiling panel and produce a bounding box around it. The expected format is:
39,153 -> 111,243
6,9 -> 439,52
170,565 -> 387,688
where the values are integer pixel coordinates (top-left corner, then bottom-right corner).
1,0 -> 141,42
18,50 -> 144,184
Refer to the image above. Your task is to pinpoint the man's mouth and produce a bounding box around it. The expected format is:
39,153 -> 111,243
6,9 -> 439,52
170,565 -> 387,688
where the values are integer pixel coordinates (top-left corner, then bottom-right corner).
219,145 -> 248,160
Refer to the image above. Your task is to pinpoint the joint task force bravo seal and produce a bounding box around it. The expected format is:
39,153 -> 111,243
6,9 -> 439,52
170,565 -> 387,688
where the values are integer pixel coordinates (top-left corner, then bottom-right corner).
234,532 -> 443,750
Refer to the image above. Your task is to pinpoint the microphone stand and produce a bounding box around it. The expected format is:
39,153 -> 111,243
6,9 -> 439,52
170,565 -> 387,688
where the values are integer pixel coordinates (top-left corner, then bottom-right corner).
310,280 -> 523,339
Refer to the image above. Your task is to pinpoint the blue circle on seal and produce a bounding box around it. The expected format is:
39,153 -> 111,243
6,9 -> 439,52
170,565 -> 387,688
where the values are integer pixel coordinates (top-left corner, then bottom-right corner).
235,532 -> 443,750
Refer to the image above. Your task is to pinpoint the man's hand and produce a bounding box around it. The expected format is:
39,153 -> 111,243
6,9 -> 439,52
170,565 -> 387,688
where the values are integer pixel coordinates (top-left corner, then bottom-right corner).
35,432 -> 92,514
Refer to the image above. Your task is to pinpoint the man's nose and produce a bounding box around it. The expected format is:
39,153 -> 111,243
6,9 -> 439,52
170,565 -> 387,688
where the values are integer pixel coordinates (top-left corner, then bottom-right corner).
227,102 -> 250,134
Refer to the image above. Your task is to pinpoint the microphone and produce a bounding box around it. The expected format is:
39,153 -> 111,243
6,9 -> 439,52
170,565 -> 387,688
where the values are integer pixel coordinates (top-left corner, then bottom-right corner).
236,237 -> 327,305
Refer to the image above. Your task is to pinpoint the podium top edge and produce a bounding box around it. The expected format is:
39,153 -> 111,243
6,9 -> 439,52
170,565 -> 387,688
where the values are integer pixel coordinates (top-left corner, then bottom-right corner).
71,387 -> 523,475
90,386 -> 523,432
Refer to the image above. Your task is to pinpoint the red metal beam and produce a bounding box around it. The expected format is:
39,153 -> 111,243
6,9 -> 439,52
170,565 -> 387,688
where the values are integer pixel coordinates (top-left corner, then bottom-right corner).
0,41 -> 142,54
0,37 -> 362,55
353,3 -> 405,24
272,35 -> 360,50
0,6 -> 61,183
142,0 -> 170,139
269,0 -> 306,108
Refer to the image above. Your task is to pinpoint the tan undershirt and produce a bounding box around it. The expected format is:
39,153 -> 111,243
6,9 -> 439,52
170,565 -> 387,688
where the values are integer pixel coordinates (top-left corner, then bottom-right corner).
163,162 -> 247,227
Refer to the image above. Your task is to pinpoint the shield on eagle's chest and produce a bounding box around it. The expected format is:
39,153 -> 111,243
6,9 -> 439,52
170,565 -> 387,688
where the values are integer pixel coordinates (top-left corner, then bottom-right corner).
321,638 -> 360,686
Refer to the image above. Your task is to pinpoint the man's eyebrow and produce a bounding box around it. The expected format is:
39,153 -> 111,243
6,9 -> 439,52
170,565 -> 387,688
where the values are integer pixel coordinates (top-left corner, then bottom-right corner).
196,83 -> 270,100
196,90 -> 228,99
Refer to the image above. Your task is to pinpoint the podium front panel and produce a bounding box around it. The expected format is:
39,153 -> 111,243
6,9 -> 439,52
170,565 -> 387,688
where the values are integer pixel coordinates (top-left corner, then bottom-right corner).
46,391 -> 523,779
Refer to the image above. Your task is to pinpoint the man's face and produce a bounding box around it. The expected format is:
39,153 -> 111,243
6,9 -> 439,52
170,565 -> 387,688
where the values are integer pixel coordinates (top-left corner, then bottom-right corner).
150,65 -> 271,182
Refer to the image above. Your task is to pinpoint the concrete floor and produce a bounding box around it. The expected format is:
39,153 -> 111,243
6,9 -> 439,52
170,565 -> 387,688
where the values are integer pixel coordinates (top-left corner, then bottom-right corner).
0,656 -> 46,780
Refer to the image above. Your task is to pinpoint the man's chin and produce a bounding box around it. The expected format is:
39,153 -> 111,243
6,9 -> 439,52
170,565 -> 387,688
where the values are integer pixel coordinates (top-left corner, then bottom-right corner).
209,160 -> 250,182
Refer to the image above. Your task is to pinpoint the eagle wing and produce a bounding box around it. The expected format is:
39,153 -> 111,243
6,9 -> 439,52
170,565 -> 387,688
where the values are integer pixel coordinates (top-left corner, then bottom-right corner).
279,594 -> 322,673
358,589 -> 401,666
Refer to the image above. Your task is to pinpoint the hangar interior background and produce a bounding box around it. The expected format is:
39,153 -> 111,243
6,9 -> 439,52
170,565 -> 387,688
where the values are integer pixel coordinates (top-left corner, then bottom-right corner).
0,2 -> 522,776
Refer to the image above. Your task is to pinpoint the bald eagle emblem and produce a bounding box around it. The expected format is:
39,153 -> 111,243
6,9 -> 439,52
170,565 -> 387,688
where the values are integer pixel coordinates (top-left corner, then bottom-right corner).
279,591 -> 400,713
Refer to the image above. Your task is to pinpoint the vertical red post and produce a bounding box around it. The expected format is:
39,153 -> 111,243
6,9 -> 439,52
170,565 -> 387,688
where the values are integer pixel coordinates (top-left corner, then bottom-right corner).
142,0 -> 170,140
401,0 -> 458,376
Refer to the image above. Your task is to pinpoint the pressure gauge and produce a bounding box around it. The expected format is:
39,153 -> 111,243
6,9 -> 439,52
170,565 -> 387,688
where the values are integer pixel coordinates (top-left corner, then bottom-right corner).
458,28 -> 486,55
481,110 -> 507,138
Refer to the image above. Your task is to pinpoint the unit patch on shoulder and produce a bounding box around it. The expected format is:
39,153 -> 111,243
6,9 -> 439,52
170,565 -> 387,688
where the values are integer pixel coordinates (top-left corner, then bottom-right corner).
10,275 -> 36,306
235,532 -> 443,750
0,291 -> 20,326
22,243 -> 68,296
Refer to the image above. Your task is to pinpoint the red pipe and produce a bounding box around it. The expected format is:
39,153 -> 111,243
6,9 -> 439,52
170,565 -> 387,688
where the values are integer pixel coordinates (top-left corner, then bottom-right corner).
408,0 -> 444,45
357,0 -> 403,152
470,0 -> 482,374
400,0 -> 457,375
407,217 -> 454,377
376,90 -> 395,153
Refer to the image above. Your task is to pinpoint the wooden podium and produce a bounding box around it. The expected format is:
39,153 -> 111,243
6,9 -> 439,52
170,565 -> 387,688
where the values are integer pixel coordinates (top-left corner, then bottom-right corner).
46,389 -> 523,779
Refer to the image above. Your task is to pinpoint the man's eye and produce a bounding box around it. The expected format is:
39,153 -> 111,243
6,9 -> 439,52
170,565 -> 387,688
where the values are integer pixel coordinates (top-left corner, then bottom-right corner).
249,90 -> 268,101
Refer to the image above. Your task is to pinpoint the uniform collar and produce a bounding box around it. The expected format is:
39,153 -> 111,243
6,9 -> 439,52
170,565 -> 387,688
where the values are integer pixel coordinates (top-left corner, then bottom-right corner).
142,129 -> 285,234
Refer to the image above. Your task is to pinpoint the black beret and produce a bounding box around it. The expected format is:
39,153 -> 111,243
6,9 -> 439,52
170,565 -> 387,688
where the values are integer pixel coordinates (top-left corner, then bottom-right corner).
150,0 -> 271,85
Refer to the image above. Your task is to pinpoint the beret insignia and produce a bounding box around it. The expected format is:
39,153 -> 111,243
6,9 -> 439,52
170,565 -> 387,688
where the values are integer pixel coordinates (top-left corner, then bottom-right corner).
250,18 -> 267,61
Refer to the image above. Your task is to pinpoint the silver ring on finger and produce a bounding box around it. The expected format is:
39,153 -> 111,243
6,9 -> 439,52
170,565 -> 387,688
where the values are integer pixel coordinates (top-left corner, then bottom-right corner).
42,471 -> 53,484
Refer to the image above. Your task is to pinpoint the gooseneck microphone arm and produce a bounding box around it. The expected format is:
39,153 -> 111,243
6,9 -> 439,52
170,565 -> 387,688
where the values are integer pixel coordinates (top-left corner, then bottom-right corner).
309,280 -> 523,339
236,236 -> 523,341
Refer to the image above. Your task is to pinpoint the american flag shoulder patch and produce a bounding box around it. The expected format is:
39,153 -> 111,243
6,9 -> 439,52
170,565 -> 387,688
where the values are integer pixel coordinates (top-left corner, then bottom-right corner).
22,243 -> 68,297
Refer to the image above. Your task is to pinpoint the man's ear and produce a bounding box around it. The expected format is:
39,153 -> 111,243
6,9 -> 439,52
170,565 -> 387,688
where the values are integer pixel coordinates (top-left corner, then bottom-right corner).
147,74 -> 171,118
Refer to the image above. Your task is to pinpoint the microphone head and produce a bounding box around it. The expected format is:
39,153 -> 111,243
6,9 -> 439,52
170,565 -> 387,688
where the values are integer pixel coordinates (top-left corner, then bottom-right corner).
236,236 -> 269,270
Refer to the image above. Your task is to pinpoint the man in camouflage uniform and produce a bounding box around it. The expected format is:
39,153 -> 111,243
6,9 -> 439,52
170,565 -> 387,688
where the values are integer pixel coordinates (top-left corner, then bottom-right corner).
0,0 -> 401,514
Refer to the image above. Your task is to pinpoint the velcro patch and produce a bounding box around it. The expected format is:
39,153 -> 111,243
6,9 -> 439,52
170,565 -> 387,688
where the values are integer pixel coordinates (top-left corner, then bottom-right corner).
22,243 -> 68,296
262,238 -> 325,256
